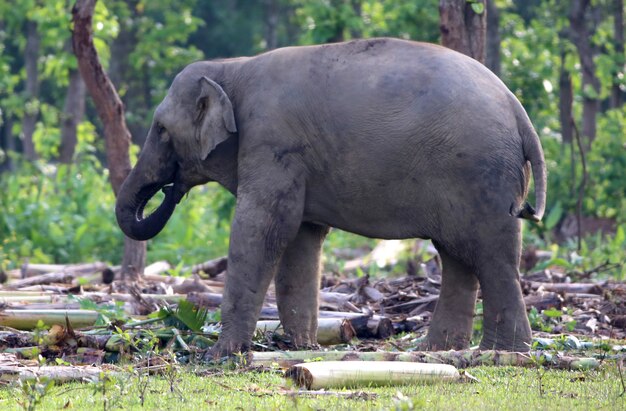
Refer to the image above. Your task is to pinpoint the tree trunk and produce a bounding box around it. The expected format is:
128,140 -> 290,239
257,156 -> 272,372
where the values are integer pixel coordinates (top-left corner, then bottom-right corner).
328,0 -> 347,42
611,0 -> 624,108
71,0 -> 145,281
350,0 -> 363,39
107,0 -> 146,147
22,20 -> 40,161
485,0 -> 501,75
439,0 -> 487,63
263,0 -> 279,50
559,50 -> 574,144
59,67 -> 86,164
569,0 -> 601,143
0,118 -> 15,173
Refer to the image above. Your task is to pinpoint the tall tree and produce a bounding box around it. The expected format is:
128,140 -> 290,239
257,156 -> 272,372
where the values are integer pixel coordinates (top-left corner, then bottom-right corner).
559,49 -> 574,145
439,0 -> 487,63
72,0 -> 146,280
263,0 -> 280,50
569,0 -> 601,143
485,0 -> 500,76
22,19 -> 40,161
611,0 -> 624,108
59,65 -> 86,164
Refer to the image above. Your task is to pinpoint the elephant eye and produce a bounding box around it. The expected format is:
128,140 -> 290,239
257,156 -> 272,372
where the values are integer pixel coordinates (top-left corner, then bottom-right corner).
156,124 -> 166,135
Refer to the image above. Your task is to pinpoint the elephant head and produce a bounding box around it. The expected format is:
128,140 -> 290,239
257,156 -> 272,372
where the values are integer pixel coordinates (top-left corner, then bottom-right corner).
115,68 -> 237,241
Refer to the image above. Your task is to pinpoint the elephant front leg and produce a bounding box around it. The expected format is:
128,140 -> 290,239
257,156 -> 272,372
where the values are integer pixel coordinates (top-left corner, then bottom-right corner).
211,187 -> 305,358
275,223 -> 329,348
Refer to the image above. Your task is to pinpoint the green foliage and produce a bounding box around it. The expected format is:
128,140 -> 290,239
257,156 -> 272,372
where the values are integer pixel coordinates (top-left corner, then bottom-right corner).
1,366 -> 625,410
0,157 -> 121,267
540,107 -> 626,223
0,151 -> 233,268
157,299 -> 215,332
15,377 -> 55,411
295,0 -> 439,44
0,0 -> 624,281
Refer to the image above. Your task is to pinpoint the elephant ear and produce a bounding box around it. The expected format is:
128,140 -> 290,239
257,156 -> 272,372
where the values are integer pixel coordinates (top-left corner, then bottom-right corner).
195,76 -> 237,160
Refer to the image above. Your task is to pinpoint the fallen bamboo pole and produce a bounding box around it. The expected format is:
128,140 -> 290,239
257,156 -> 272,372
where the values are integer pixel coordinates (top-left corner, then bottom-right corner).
286,361 -> 459,389
250,350 -> 601,371
0,309 -> 99,329
19,262 -> 109,278
0,364 -> 115,383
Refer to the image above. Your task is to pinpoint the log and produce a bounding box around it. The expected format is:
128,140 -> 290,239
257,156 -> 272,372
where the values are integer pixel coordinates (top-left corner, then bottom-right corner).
523,292 -> 563,311
5,272 -> 77,289
286,361 -> 459,389
384,294 -> 439,313
141,274 -> 224,291
19,262 -> 109,278
347,315 -> 394,339
255,319 -> 355,345
529,282 -> 604,295
254,307 -> 393,339
186,292 -> 225,308
319,291 -> 360,312
188,256 -> 228,278
251,350 -> 600,370
0,309 -> 99,329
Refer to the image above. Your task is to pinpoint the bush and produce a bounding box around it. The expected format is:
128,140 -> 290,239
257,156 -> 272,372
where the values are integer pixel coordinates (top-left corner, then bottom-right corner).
0,156 -> 233,270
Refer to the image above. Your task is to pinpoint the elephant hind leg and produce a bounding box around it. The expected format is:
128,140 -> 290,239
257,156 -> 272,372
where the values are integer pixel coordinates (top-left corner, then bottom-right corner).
474,220 -> 531,351
275,222 -> 330,348
425,246 -> 479,350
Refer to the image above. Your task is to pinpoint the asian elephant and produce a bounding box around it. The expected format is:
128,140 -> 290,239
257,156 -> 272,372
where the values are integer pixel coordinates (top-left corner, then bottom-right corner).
115,38 -> 546,355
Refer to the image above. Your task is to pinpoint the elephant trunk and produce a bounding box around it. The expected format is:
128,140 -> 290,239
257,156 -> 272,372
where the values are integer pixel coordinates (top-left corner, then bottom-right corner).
116,182 -> 183,241
115,131 -> 183,241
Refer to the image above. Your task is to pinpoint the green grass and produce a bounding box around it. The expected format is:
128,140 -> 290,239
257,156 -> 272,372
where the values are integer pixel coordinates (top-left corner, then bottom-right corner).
0,364 -> 623,410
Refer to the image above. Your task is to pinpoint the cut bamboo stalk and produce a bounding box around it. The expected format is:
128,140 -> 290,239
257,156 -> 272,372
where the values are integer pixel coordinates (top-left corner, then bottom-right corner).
286,361 -> 459,389
0,364 -> 115,383
255,318 -> 355,345
20,262 -> 109,278
5,303 -> 82,310
251,350 -> 601,370
528,282 -> 603,295
0,291 -> 55,297
0,296 -> 61,304
143,261 -> 172,276
0,309 -> 99,329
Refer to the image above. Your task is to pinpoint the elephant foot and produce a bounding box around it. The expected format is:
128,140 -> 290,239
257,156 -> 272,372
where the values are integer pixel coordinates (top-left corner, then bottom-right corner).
424,329 -> 471,351
205,336 -> 252,362
283,336 -> 319,351
478,332 -> 532,352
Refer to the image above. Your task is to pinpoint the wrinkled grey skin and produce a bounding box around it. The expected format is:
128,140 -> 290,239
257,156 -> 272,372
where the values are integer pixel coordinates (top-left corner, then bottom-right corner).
116,38 -> 546,355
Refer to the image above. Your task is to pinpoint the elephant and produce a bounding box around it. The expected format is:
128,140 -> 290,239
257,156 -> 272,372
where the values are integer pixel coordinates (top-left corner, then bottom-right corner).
115,38 -> 546,356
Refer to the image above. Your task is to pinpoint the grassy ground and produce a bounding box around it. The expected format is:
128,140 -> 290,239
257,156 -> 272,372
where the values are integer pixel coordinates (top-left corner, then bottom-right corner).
0,364 -> 624,411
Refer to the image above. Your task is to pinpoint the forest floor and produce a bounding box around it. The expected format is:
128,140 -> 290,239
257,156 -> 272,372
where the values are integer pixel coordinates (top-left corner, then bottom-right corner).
0,239 -> 625,409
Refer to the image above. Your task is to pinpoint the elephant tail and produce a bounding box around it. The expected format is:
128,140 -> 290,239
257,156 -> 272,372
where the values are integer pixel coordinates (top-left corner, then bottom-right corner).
515,109 -> 547,222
